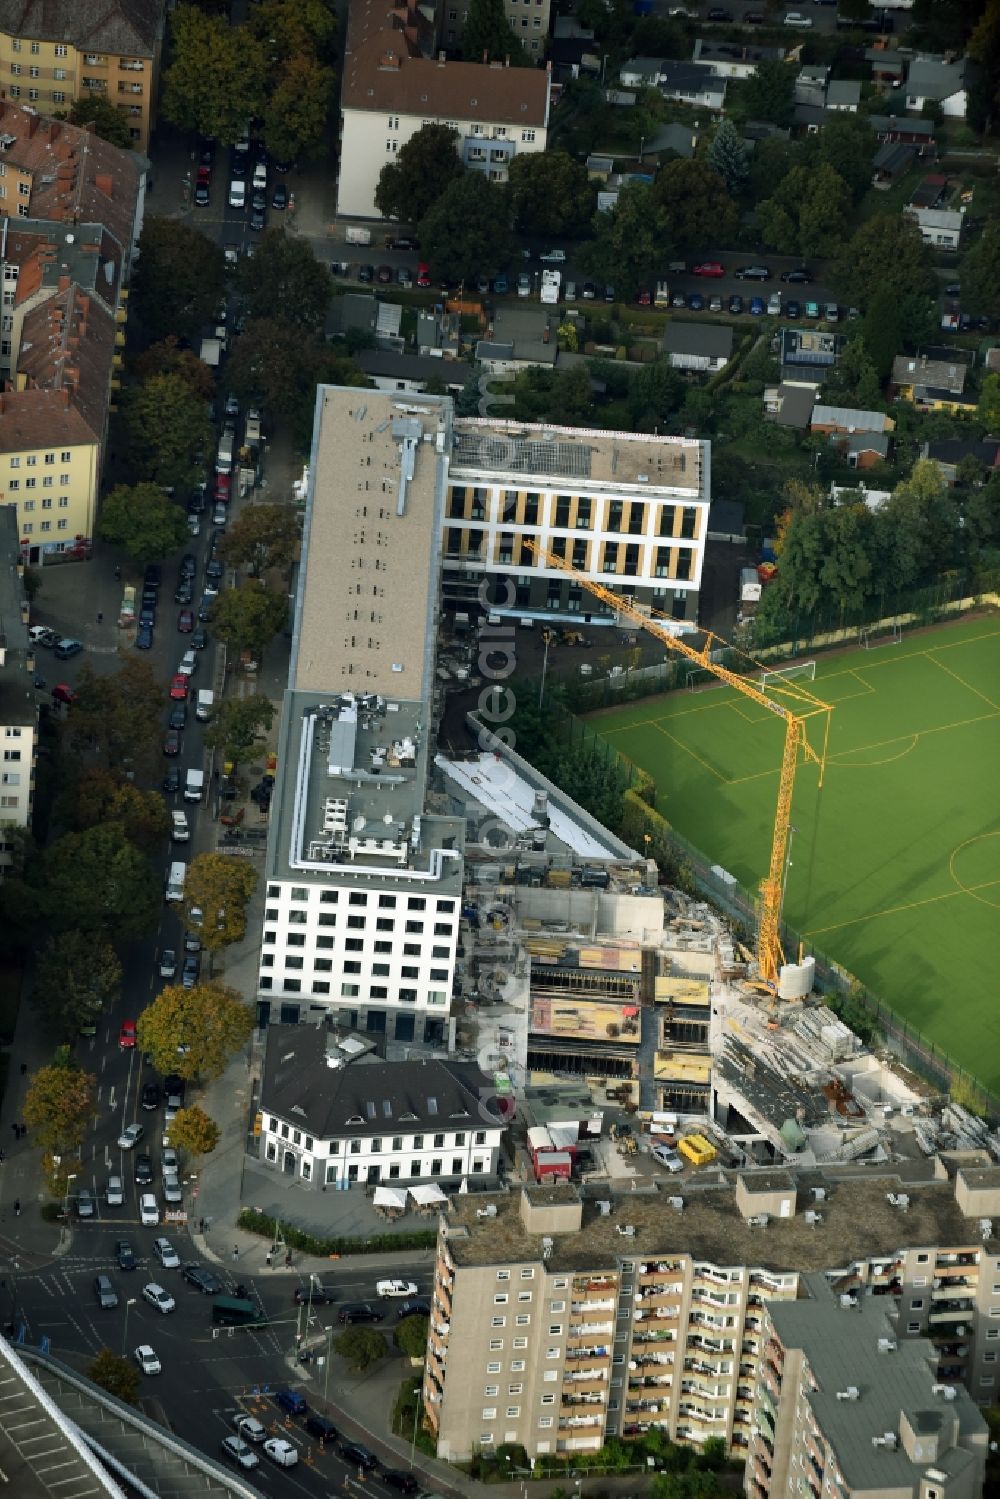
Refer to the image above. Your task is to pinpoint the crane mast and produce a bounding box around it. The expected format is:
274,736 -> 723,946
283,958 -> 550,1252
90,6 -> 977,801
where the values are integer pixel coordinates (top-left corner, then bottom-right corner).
525,544 -> 833,991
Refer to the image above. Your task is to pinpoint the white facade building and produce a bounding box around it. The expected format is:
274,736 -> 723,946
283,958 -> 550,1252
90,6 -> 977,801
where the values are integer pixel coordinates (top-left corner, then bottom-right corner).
259,389 -> 464,1045
0,508 -> 36,870
258,1028 -> 506,1189
441,419 -> 711,625
337,0 -> 550,219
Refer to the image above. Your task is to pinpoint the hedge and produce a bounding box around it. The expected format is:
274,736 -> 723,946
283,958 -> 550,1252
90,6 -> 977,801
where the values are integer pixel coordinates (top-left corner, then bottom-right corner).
237,1207 -> 437,1258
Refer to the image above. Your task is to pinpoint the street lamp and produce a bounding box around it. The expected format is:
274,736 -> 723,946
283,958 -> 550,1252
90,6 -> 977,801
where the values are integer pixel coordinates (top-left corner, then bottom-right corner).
122,1298 -> 137,1358
62,1171 -> 77,1223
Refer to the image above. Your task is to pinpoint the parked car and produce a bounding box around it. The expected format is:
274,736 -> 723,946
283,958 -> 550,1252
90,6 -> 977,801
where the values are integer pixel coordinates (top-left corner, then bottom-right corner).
162,766 -> 180,795
493,271 -> 508,295
139,1193 -> 159,1227
274,1388 -> 308,1417
382,1471 -> 419,1494
119,1020 -> 136,1049
539,248 -> 566,262
117,1240 -> 136,1271
142,1078 -> 162,1107
339,1303 -> 384,1323
182,953 -> 201,988
377,1279 -> 419,1299
688,292 -> 704,311
339,1441 -> 377,1472
117,1122 -> 144,1150
134,1344 -> 161,1375
581,281 -> 596,300
805,301 -> 820,319
735,264 -> 771,281
192,627 -> 208,651
786,299 -> 801,319
692,261 -> 725,277
184,1263 -> 224,1295
221,1436 -> 260,1471
106,1175 -> 124,1207
233,1413 -> 267,1442
162,1172 -> 183,1204
376,264 -> 393,284
272,183 -> 288,209
250,206 -> 266,232
142,1282 -> 175,1314
28,626 -> 59,648
397,1297 -> 431,1319
135,623 -> 154,651
728,294 -> 743,314
516,272 -> 532,297
134,1152 -> 154,1185
177,609 -> 194,634
263,1438 -> 298,1468
709,295 -> 723,312
174,578 -> 194,606
305,1413 -> 338,1445
780,266 -> 812,284
153,1237 -> 180,1269
357,263 -> 374,283
94,1274 -> 119,1309
169,674 -> 189,700
168,703 -> 187,731
749,296 -> 765,315
162,729 -> 180,758
416,262 -> 431,288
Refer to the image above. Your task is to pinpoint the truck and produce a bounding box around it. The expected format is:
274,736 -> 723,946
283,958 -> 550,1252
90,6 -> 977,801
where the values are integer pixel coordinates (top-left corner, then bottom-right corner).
184,768 -> 205,804
345,225 -> 372,246
216,428 -> 234,475
199,337 -> 221,368
540,268 -> 561,305
196,689 -> 214,722
740,567 -> 762,604
244,408 -> 262,449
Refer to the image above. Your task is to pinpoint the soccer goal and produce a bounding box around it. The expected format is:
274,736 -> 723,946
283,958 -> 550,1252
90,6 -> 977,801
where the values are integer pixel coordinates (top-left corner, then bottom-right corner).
860,624 -> 902,649
759,660 -> 816,690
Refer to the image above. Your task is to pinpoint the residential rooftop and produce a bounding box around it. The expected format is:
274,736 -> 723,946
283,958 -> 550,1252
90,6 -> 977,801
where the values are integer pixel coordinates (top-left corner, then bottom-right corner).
441,1175 -> 981,1273
450,418 -> 708,496
0,0 -> 163,56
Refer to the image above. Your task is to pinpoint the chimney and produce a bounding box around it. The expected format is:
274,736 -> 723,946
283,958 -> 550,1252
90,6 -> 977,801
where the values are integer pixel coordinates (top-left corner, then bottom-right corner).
57,274 -> 70,293
60,387 -> 70,408
95,172 -> 113,197
48,121 -> 59,143
26,113 -> 39,138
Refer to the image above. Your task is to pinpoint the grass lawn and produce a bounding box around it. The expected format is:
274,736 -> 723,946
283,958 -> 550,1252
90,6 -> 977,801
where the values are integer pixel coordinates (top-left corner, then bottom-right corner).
586,618 -> 1000,1088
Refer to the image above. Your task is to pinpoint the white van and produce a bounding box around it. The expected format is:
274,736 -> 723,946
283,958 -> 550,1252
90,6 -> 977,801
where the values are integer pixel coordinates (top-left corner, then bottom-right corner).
196,689 -> 214,722
165,861 -> 186,903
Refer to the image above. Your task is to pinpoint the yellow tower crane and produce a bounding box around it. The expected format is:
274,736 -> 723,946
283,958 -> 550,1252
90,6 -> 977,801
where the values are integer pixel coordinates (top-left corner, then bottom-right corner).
526,543 -> 834,993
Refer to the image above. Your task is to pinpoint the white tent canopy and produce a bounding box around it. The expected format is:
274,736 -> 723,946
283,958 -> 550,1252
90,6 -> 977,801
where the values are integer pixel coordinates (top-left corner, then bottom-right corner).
373,1185 -> 408,1210
409,1184 -> 447,1206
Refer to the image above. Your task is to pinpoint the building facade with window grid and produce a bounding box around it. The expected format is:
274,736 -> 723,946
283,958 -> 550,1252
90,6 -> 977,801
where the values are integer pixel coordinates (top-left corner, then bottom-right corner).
441,420 -> 711,625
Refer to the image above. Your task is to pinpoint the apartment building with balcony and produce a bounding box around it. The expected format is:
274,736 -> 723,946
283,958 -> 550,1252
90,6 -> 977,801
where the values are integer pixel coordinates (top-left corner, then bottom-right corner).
258,388 -> 464,1044
749,1273 -> 986,1499
442,420 -> 711,625
438,0 -> 552,61
0,103 -> 142,560
422,1165 -> 1000,1463
0,505 -> 36,867
0,0 -> 165,151
337,0 -> 549,219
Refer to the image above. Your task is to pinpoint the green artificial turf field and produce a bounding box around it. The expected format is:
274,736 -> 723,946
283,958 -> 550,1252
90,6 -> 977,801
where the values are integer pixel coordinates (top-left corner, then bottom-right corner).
587,618 -> 1000,1089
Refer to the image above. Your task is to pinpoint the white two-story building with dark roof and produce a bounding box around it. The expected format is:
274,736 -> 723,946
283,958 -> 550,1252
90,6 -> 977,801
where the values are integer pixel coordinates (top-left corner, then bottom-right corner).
258,1025 -> 508,1190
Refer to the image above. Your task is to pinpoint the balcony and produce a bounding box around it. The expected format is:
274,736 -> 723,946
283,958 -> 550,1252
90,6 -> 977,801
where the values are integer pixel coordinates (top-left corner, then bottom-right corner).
931,1277 -> 971,1295
928,1302 -> 973,1324
571,1299 -> 616,1314
84,53 -> 107,65
119,59 -> 144,71
568,1322 -> 614,1339
641,1261 -> 683,1276
82,78 -> 107,91
118,82 -> 143,94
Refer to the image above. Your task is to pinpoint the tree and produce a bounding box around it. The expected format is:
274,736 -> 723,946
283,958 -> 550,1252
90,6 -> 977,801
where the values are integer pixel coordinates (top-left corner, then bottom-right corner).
839,0 -> 872,21
335,1326 -> 388,1371
262,52 -> 336,164
655,160 -> 738,252
706,119 -> 749,194
67,96 -> 133,149
132,337 -> 215,401
132,218 -> 226,343
62,769 -> 170,853
967,0 -> 1000,129
65,658 -> 166,778
24,1062 -> 95,1153
169,1105 -> 221,1156
961,221 -> 1000,319
247,0 -> 338,64
88,1349 -> 141,1405
395,1314 -> 430,1359
42,824 -> 159,940
739,60 -> 796,127
749,136 -> 799,206
182,852 -> 259,951
375,124 -> 464,226
861,290 -> 904,380
220,504 -> 299,577
507,151 -> 595,239
97,482 -> 189,566
825,335 -> 883,409
758,163 -> 852,259
136,981 -> 253,1082
236,229 -> 331,330
627,361 -> 684,429
121,374 -> 215,494
204,695 -> 275,767
161,4 -> 267,143
833,214 -> 936,311
808,113 -> 876,202
209,583 -> 288,658
463,0 -> 527,62
978,371 -> 1000,429
33,931 -> 122,1038
876,459 -> 957,592
580,181 -> 671,297
417,173 -> 517,285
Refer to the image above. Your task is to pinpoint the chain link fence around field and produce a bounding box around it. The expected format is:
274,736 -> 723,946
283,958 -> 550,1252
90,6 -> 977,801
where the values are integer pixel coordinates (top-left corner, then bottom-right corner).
533,580 -> 1000,1117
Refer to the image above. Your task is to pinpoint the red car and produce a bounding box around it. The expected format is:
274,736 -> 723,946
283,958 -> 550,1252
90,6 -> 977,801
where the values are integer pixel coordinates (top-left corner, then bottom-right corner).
178,609 -> 194,633
119,1019 -> 136,1049
636,288 -> 651,306
692,262 -> 725,277
196,165 -> 211,187
416,262 -> 431,289
169,673 -> 189,700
